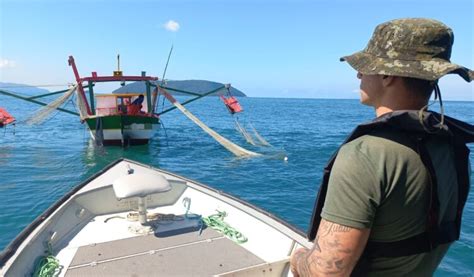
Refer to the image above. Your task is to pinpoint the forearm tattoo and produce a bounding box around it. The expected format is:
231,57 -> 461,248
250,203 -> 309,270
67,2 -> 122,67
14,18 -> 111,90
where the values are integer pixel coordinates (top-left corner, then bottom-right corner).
296,221 -> 353,276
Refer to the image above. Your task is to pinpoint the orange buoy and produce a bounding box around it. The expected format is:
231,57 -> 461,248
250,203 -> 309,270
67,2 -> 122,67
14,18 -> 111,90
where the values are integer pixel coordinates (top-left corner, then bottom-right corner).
0,108 -> 15,127
220,96 -> 243,114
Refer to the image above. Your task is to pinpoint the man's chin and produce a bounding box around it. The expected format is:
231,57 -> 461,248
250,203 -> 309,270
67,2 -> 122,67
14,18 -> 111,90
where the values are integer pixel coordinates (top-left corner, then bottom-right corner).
359,93 -> 372,106
359,96 -> 368,105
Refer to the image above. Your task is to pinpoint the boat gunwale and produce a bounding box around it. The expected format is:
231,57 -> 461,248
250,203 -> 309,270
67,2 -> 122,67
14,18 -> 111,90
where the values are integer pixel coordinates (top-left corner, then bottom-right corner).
0,159 -> 124,267
149,160 -> 308,239
0,158 -> 309,268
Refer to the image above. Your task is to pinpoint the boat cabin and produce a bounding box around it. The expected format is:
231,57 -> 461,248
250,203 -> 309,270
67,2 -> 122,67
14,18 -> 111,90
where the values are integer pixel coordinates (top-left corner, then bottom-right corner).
95,94 -> 151,116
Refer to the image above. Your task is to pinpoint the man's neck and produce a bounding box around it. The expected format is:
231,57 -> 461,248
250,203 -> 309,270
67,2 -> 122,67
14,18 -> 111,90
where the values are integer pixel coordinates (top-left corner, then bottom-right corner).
375,106 -> 394,117
374,89 -> 428,117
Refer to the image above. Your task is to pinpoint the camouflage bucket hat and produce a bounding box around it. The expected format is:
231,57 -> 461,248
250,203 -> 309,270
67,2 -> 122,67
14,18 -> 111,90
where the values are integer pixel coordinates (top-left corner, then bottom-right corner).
340,18 -> 473,82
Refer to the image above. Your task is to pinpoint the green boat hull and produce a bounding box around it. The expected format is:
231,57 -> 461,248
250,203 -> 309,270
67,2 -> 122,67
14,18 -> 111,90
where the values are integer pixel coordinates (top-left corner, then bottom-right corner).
84,115 -> 160,145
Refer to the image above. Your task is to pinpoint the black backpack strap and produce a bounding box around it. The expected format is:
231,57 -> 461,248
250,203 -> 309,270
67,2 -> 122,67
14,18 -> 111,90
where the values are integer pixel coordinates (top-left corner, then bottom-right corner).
416,136 -> 440,245
307,157 -> 336,241
452,136 -> 471,239
363,222 -> 458,258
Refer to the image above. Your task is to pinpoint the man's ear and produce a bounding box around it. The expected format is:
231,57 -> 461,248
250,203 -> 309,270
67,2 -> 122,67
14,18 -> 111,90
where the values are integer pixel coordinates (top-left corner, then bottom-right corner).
381,75 -> 396,87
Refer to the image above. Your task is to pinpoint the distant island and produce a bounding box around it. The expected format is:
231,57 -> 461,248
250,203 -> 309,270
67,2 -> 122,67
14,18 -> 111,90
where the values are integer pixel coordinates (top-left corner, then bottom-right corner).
113,80 -> 246,97
0,82 -> 50,95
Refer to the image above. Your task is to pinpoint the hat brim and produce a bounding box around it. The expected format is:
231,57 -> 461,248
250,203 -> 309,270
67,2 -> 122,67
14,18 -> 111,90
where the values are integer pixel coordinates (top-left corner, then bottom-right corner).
340,51 -> 473,82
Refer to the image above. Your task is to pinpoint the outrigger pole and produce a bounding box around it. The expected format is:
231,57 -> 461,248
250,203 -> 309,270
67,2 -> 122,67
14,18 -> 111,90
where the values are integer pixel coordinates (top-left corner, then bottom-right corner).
154,84 -> 227,116
0,88 -> 79,116
27,89 -> 70,100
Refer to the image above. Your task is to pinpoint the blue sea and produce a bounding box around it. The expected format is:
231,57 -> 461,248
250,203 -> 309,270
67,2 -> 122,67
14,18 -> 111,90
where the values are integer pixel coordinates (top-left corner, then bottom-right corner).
0,94 -> 473,276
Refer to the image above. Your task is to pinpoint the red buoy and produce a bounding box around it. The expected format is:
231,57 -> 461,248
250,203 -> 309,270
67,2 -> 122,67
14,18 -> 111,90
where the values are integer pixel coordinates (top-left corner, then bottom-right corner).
220,96 -> 243,114
0,108 -> 15,127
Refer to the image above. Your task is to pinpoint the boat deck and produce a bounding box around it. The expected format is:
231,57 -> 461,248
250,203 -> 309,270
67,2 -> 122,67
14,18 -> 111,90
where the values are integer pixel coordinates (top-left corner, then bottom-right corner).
66,228 -> 263,276
56,208 -> 267,276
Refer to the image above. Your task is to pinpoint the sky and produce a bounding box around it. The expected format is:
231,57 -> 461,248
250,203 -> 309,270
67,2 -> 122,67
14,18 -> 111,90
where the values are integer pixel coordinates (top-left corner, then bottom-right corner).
0,0 -> 473,100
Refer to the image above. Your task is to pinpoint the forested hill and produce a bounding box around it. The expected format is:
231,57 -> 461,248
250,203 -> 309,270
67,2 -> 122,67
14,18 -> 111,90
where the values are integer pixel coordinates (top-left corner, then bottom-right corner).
113,80 -> 246,96
0,82 -> 50,95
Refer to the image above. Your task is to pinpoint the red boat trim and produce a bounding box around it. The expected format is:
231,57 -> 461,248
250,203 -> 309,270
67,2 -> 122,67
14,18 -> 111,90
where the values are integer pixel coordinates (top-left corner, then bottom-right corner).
81,76 -> 158,83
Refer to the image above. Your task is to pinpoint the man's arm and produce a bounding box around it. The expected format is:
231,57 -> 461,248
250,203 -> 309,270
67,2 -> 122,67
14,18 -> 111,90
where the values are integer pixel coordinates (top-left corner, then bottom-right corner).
290,219 -> 370,277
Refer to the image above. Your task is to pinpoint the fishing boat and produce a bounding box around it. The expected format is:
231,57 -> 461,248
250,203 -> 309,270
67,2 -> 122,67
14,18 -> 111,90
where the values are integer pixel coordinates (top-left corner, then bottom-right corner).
0,56 -> 267,158
68,56 -> 160,145
0,159 -> 310,276
67,56 -> 161,146
0,56 -> 235,147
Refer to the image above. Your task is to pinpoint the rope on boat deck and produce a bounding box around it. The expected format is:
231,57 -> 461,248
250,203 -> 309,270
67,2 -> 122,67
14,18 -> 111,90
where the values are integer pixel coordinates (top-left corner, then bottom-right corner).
202,210 -> 248,244
32,242 -> 62,277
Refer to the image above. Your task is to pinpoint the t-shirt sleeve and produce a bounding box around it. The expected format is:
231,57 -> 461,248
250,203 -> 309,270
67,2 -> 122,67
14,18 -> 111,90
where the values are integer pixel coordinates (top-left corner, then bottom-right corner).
321,142 -> 382,229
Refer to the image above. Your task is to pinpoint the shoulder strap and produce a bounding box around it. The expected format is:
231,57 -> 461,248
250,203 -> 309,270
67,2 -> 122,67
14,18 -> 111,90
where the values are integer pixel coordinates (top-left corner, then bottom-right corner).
451,136 -> 471,238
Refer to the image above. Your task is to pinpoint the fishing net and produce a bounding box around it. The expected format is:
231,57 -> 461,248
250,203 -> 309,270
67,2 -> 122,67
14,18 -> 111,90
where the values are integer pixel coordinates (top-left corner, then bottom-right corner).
219,92 -> 271,147
74,85 -> 90,120
234,118 -> 271,147
249,122 -> 271,146
159,88 -> 261,157
25,85 -> 77,125
234,118 -> 257,146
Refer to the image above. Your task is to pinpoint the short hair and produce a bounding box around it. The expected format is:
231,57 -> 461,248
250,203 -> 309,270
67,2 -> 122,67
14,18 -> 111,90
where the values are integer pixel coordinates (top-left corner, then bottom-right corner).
402,77 -> 434,100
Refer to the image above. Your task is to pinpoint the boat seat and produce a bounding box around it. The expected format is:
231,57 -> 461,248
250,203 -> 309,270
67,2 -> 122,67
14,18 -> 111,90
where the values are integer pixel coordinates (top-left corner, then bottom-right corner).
113,173 -> 171,225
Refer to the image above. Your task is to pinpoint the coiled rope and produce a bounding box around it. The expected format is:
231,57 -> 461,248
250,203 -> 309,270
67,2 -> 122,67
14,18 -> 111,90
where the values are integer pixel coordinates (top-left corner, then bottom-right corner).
32,242 -> 61,277
202,211 -> 248,244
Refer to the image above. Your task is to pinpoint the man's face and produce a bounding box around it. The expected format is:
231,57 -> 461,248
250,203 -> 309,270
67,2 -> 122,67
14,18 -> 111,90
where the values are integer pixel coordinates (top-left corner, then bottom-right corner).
357,72 -> 383,107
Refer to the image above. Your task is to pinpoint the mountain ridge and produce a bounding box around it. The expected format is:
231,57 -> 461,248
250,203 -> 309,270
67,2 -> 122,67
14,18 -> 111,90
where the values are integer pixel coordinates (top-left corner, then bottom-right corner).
113,80 -> 246,96
0,82 -> 51,95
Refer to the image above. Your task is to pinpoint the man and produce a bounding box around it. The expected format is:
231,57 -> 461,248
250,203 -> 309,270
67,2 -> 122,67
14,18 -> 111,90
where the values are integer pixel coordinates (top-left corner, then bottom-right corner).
291,18 -> 474,276
128,94 -> 145,115
131,94 -> 145,106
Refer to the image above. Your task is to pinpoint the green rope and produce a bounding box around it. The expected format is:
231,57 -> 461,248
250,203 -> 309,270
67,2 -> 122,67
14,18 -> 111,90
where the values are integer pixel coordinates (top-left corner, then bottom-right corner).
32,242 -> 61,277
202,210 -> 248,244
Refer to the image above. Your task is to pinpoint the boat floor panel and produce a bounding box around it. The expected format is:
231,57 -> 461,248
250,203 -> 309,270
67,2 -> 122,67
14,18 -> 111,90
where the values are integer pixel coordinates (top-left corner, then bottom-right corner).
69,227 -> 221,266
66,228 -> 265,276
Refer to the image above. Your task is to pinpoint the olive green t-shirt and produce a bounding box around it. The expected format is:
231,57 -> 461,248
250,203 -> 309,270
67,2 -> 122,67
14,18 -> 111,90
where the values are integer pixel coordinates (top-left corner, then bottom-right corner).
321,129 -> 459,276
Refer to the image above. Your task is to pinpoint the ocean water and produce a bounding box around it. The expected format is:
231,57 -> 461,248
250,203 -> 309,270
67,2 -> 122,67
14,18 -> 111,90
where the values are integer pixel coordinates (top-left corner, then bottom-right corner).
0,94 -> 473,276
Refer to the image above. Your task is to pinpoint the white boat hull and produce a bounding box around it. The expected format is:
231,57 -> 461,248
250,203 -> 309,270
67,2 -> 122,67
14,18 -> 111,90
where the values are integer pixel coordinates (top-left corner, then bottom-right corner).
0,159 -> 311,276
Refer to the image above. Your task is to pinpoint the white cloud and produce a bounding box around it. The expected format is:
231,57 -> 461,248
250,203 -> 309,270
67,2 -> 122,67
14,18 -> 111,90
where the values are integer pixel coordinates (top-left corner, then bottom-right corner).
164,20 -> 180,32
0,59 -> 16,68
